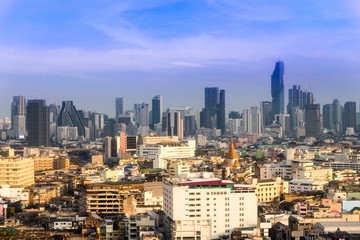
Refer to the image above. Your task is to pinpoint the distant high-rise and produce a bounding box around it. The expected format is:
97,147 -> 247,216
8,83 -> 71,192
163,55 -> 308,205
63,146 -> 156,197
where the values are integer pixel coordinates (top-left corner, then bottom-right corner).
305,104 -> 321,138
27,100 -> 50,147
344,101 -> 356,132
152,95 -> 162,128
242,106 -> 262,136
115,98 -> 124,118
167,111 -> 184,139
260,101 -> 273,127
322,104 -> 333,130
49,103 -> 61,124
205,87 -> 219,116
287,85 -> 314,113
11,96 -> 26,129
57,101 -> 85,137
271,61 -> 285,115
216,89 -> 225,134
332,99 -> 342,132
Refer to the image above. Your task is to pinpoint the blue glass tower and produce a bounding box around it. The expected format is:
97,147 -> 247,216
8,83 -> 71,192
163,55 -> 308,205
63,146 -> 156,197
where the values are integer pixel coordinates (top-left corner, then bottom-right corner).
271,61 -> 285,115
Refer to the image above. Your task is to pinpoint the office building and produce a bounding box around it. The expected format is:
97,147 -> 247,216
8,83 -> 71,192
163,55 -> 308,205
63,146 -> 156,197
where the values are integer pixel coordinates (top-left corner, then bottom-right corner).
344,101 -> 356,133
49,103 -> 61,124
305,104 -> 321,138
216,89 -> 226,134
271,61 -> 285,115
332,99 -> 342,132
152,95 -> 162,128
242,106 -> 262,136
115,97 -> 125,119
11,96 -> 26,129
166,111 -> 184,139
27,99 -> 50,147
260,101 -> 273,127
287,85 -> 314,113
57,101 -> 85,137
322,104 -> 333,130
163,174 -> 257,239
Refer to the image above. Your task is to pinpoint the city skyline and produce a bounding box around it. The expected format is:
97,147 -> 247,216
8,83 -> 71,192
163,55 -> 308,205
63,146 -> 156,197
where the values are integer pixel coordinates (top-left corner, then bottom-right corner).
1,0 -> 360,117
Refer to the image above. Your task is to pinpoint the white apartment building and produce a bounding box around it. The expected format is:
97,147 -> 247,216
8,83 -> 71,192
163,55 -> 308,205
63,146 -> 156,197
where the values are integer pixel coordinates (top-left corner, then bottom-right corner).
260,163 -> 291,180
289,179 -> 326,193
163,173 -> 258,240
168,161 -> 191,178
138,140 -> 196,169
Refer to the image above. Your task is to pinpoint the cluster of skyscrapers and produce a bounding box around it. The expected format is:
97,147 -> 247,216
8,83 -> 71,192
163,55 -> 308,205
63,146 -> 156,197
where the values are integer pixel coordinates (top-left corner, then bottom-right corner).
5,60 -> 360,147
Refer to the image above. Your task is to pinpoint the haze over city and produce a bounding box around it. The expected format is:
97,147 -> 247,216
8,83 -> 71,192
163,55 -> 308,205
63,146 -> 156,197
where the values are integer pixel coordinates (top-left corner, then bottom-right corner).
1,0 -> 360,117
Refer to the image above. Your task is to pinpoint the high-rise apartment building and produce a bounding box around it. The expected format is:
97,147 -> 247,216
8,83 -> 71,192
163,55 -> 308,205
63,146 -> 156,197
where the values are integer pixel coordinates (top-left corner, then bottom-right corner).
305,104 -> 321,138
163,174 -> 258,239
332,99 -> 342,132
271,61 -> 285,115
152,95 -> 162,128
27,100 -> 50,147
57,101 -> 85,137
115,97 -> 125,119
344,101 -> 356,132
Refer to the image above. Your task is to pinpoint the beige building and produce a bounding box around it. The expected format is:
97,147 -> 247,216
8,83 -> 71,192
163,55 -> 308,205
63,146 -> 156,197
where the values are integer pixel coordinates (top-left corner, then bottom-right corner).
0,157 -> 34,187
250,177 -> 283,203
32,156 -> 70,172
168,160 -> 191,178
79,181 -> 144,215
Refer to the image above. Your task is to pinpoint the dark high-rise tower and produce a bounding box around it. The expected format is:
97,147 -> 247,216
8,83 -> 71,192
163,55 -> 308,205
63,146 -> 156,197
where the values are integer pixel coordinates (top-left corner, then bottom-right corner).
344,101 -> 356,132
305,103 -> 321,138
322,104 -> 333,130
115,98 -> 124,119
216,89 -> 225,134
27,100 -> 50,147
260,101 -> 273,127
271,61 -> 285,115
57,101 -> 85,136
152,95 -> 162,128
205,87 -> 219,116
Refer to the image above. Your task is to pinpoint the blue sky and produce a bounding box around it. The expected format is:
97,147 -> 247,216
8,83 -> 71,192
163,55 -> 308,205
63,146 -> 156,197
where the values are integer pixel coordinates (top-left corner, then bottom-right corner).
1,0 -> 360,117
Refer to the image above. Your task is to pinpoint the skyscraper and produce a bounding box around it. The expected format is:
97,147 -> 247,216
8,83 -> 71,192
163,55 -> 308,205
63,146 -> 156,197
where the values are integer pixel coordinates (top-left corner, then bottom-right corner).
287,85 -> 314,113
115,97 -> 124,118
305,104 -> 321,138
271,61 -> 285,115
11,96 -> 27,138
57,101 -> 85,137
242,106 -> 262,136
205,87 -> 219,116
166,111 -> 184,139
322,104 -> 333,130
152,95 -> 162,128
216,89 -> 225,134
332,99 -> 342,132
260,101 -> 273,127
27,99 -> 50,147
344,101 -> 356,132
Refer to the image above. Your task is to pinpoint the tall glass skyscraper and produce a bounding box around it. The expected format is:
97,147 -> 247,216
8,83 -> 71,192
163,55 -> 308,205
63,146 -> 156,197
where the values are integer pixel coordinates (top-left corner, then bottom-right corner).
205,87 -> 219,116
152,95 -> 162,127
271,61 -> 285,115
